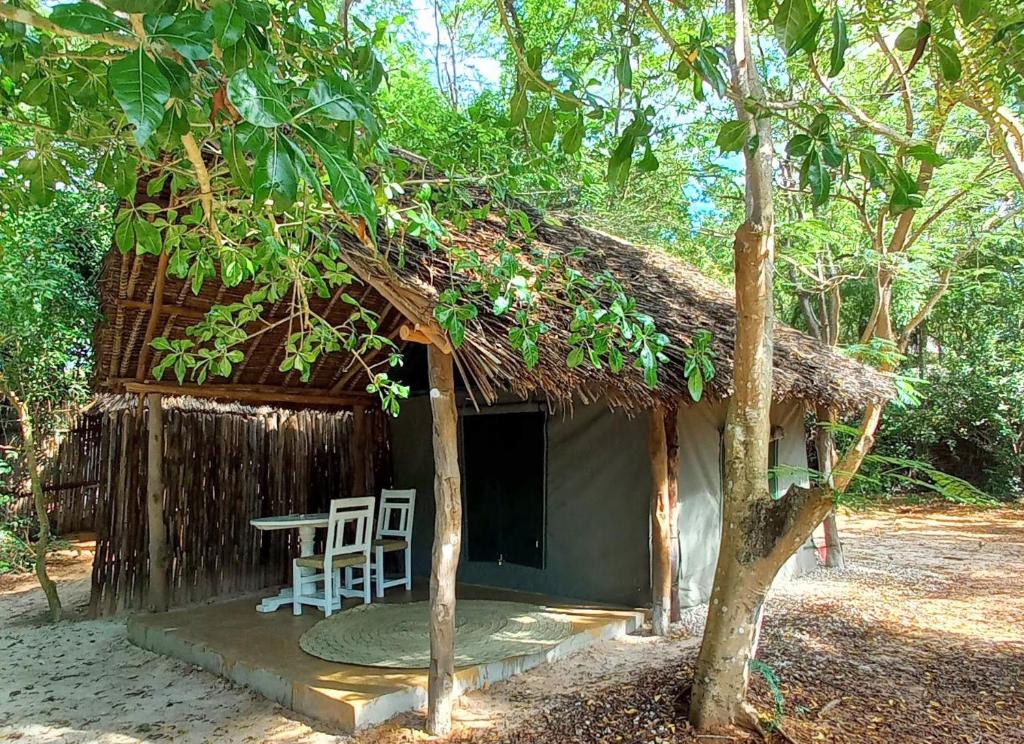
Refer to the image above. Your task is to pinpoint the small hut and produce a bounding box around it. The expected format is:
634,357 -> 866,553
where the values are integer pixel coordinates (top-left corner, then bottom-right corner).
80,156 -> 892,724
89,179 -> 891,602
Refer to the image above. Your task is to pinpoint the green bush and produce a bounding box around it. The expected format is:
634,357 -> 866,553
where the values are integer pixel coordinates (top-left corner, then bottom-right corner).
873,356 -> 1024,501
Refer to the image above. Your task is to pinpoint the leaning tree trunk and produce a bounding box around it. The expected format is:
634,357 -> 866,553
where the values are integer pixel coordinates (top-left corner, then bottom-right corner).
10,393 -> 62,623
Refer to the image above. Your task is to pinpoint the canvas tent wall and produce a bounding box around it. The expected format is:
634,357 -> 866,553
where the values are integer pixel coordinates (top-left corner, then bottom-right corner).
391,394 -> 812,608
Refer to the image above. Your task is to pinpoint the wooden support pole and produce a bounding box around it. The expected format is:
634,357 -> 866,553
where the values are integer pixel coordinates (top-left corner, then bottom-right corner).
426,343 -> 462,735
649,405 -> 671,636
351,405 -> 367,497
146,393 -> 169,612
664,404 -> 681,623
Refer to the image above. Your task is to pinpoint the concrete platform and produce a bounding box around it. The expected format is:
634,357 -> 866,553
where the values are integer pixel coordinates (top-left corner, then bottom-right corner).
127,584 -> 644,731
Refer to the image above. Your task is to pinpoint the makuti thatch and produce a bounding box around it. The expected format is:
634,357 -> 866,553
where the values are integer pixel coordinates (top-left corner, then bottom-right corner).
94,151 -> 893,412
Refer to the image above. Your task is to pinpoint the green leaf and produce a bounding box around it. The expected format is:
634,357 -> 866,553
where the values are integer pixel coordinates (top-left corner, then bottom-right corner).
934,43 -> 962,82
895,27 -> 920,52
101,0 -> 165,12
567,347 -> 585,368
888,166 -> 924,215
153,55 -> 191,98
146,10 -> 212,61
236,0 -> 270,26
716,119 -> 749,154
895,21 -> 930,52
773,0 -> 823,56
687,369 -> 704,402
821,136 -> 843,167
562,115 -> 584,155
50,3 -> 129,34
637,145 -> 659,173
607,133 -> 635,189
304,131 -> 377,241
305,76 -> 360,121
134,218 -> 162,255
509,87 -> 528,126
527,106 -> 556,147
221,129 -> 252,191
800,148 -> 830,206
211,0 -> 246,48
787,133 -> 814,158
827,10 -> 849,77
907,142 -> 947,167
615,46 -> 632,89
956,0 -> 982,26
809,113 -> 830,136
108,47 -> 170,146
114,216 -> 134,252
859,147 -> 886,188
253,133 -> 298,210
228,64 -> 291,128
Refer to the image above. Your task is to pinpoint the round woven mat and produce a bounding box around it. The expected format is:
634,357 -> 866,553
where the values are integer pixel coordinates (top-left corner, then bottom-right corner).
298,600 -> 574,668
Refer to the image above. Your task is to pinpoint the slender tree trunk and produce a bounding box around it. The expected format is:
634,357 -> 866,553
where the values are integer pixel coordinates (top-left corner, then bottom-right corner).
690,0 -> 775,726
10,393 -> 62,623
146,393 -> 169,613
426,344 -> 462,736
665,405 -> 681,623
815,407 -> 844,568
649,406 -> 671,636
689,0 -> 836,729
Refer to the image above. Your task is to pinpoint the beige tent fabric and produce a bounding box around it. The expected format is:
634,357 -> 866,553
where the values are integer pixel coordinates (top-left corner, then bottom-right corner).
298,600 -> 574,668
676,399 -> 814,606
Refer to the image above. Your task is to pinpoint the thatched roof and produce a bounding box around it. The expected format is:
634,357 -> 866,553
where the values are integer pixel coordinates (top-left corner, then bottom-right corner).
94,155 -> 893,413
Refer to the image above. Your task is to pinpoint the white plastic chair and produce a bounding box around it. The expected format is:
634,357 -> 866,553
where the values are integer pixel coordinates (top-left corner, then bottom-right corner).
292,497 -> 375,616
372,489 -> 416,597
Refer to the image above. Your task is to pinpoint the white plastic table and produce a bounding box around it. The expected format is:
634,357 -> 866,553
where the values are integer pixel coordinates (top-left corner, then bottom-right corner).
250,513 -> 328,613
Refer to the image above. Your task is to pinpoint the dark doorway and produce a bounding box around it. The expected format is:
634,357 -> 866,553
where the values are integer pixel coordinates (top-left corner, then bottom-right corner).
462,411 -> 546,569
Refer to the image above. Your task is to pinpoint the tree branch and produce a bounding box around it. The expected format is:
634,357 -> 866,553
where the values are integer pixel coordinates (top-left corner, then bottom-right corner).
809,56 -> 913,147
897,269 -> 951,353
0,3 -> 138,49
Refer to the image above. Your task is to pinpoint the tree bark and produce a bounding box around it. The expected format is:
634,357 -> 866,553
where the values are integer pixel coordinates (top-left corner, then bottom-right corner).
351,404 -> 368,496
690,0 -> 780,729
146,393 -> 169,613
665,405 -> 681,623
649,406 -> 671,636
814,407 -> 844,568
426,344 -> 462,736
10,393 -> 62,623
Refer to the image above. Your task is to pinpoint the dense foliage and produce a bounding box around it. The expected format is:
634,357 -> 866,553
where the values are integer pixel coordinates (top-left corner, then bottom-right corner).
0,183 -> 110,573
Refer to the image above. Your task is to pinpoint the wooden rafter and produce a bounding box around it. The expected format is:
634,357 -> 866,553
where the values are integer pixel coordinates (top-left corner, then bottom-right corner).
135,250 -> 171,381
122,381 -> 374,408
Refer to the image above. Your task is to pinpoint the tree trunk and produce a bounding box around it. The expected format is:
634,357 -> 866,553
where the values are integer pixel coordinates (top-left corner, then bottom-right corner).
146,393 -> 169,613
814,407 -> 844,569
426,344 -> 462,736
10,394 -> 62,623
690,0 -> 781,729
821,512 -> 843,568
665,405 -> 681,623
649,406 -> 671,636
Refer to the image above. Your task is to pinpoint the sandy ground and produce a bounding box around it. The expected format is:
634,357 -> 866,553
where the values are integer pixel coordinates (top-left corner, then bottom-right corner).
1,504 -> 1022,743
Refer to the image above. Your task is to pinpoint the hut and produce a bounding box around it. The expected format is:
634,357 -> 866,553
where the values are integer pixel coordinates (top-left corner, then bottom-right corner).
84,153 -> 893,728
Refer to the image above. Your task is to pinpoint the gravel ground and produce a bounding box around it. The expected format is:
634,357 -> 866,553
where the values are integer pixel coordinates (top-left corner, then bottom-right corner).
2,504 -> 1022,743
